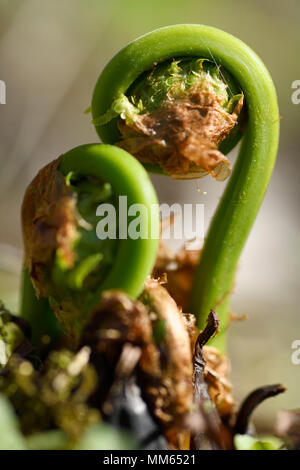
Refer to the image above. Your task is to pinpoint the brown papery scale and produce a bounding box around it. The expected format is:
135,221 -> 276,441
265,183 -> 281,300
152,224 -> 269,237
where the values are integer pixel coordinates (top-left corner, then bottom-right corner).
118,87 -> 243,180
21,158 -> 77,299
82,283 -> 193,449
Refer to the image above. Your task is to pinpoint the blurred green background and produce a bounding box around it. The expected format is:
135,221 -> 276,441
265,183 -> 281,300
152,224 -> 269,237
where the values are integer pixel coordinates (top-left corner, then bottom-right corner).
0,0 -> 299,431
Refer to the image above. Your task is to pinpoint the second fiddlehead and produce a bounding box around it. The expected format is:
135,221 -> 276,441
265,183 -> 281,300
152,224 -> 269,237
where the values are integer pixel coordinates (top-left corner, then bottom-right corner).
21,144 -> 159,343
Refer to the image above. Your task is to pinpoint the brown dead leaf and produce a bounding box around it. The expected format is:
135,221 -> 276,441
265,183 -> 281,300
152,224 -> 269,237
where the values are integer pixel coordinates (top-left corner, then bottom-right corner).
203,346 -> 234,418
82,286 -> 193,448
21,158 -> 77,298
153,240 -> 201,312
140,278 -> 194,448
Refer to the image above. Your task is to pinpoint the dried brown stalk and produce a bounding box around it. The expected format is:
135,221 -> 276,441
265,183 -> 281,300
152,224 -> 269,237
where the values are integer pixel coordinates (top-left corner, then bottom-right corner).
234,384 -> 286,435
191,310 -> 229,450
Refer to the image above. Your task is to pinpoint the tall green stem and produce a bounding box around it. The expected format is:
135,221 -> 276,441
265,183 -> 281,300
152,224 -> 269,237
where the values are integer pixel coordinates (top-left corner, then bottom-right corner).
92,25 -> 279,351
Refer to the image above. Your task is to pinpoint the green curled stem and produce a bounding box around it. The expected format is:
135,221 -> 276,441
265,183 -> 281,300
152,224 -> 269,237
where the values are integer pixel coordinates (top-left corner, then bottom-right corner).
58,144 -> 159,298
21,144 -> 159,344
92,25 -> 279,351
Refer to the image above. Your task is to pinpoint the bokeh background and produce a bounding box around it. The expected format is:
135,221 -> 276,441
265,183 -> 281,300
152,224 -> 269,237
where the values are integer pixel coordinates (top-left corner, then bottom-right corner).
0,0 -> 299,431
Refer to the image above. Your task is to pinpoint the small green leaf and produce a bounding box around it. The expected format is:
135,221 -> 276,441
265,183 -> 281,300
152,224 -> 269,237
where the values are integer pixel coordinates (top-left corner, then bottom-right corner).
67,253 -> 103,289
234,433 -> 284,450
92,107 -> 118,126
72,423 -> 137,450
